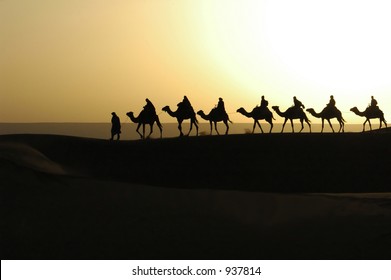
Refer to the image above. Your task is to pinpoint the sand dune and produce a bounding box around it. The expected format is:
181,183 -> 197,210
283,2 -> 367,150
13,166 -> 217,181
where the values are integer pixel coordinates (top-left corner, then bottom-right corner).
0,143 -> 66,175
1,133 -> 391,259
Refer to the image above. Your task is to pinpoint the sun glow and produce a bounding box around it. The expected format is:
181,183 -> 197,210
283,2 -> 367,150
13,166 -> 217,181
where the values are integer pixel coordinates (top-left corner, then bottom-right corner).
1,0 -> 390,123
197,0 -> 391,119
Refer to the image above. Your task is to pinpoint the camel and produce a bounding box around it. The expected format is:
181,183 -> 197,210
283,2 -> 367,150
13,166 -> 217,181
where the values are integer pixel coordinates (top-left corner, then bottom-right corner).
236,106 -> 275,133
350,106 -> 387,132
126,111 -> 163,139
271,106 -> 311,133
197,108 -> 232,135
306,107 -> 345,133
161,105 -> 198,137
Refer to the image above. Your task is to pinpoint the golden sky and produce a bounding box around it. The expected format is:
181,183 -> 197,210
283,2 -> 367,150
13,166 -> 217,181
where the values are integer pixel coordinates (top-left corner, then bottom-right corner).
1,0 -> 390,123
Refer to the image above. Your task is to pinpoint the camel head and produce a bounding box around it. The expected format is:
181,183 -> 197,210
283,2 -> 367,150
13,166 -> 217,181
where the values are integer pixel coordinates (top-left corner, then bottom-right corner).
196,110 -> 204,116
161,106 -> 169,112
350,107 -> 359,113
126,112 -> 133,118
236,107 -> 245,114
306,108 -> 315,113
271,106 -> 279,111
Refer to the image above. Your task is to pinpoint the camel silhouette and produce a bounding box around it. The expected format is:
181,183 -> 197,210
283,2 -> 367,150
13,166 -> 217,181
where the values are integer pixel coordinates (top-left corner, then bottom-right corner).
350,106 -> 387,132
237,106 -> 275,133
272,106 -> 311,133
161,105 -> 198,137
306,107 -> 345,133
197,108 -> 232,135
126,111 -> 163,139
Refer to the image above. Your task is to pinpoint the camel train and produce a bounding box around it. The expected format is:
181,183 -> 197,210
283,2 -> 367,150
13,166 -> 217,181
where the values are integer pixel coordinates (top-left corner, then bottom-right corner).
123,95 -> 387,138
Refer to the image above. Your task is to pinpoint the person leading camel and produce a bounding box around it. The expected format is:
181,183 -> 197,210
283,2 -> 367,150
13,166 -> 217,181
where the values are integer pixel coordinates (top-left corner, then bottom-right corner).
110,112 -> 121,140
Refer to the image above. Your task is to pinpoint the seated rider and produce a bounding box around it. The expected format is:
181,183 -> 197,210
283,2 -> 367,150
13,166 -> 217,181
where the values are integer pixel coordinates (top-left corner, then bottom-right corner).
368,96 -> 379,113
260,95 -> 269,108
370,96 -> 378,107
217,97 -> 226,113
143,98 -> 156,117
178,95 -> 193,113
293,96 -> 305,109
327,95 -> 336,108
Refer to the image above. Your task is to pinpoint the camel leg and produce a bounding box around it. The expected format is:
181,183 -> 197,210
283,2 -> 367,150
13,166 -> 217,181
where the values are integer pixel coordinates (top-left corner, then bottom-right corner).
307,120 -> 311,133
224,120 -> 229,135
147,124 -> 153,138
327,119 -> 334,133
299,120 -> 304,133
256,120 -> 264,133
155,118 -> 163,138
268,120 -> 273,133
187,120 -> 193,136
321,119 -> 324,133
362,120 -> 367,132
136,123 -> 143,139
368,119 -> 372,131
252,121 -> 256,133
193,120 -> 199,136
214,122 -> 220,135
178,120 -> 184,137
291,119 -> 296,133
338,120 -> 343,133
281,119 -> 288,133
209,121 -> 213,135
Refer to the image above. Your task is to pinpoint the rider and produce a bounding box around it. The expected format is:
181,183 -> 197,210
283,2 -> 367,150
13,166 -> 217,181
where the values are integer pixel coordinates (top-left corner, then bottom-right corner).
293,96 -> 305,109
260,95 -> 269,108
370,96 -> 378,107
179,95 -> 193,112
217,97 -> 225,112
327,95 -> 336,108
143,98 -> 156,117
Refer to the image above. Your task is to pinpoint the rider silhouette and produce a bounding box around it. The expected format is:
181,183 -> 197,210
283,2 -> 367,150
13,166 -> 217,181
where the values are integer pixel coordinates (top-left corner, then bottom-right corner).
370,96 -> 378,107
217,97 -> 225,112
327,95 -> 336,108
260,95 -> 269,108
293,96 -> 305,109
179,95 -> 193,112
143,98 -> 156,117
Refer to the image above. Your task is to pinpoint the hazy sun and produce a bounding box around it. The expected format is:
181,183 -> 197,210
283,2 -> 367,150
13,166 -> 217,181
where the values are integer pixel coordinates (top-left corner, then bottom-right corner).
199,0 -> 391,101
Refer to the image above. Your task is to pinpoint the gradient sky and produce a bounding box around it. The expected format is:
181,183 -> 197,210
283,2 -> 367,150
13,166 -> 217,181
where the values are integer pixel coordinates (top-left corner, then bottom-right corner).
1,0 -> 391,123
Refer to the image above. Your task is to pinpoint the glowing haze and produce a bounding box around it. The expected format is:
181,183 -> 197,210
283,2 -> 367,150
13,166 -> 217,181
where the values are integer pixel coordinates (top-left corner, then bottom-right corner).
1,0 -> 390,123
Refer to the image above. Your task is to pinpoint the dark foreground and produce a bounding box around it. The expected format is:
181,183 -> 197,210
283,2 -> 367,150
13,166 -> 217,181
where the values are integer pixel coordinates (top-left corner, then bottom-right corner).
1,131 -> 391,259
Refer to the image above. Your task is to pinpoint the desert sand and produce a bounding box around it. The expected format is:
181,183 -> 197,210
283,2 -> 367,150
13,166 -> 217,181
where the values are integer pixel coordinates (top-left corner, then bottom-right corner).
1,130 -> 391,259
